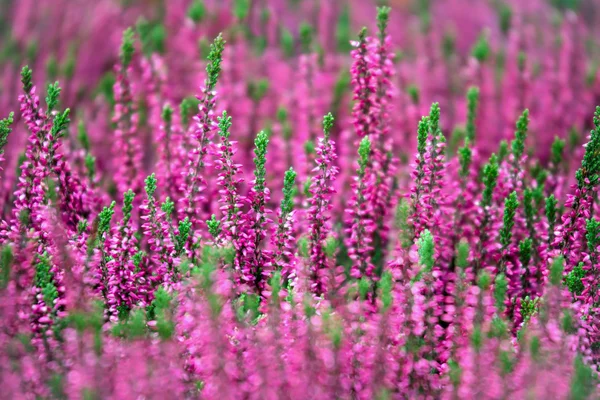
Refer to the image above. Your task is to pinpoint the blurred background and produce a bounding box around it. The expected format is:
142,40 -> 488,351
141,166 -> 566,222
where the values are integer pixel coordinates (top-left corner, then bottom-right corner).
1,0 -> 600,178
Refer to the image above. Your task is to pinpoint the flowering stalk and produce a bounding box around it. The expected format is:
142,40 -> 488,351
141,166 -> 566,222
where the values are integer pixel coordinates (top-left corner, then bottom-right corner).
346,137 -> 375,280
0,112 -> 14,173
555,106 -> 600,272
272,168 -> 297,281
308,113 -> 339,296
241,129 -> 271,296
105,190 -> 139,322
113,28 -> 143,196
181,33 -> 225,242
369,6 -> 397,272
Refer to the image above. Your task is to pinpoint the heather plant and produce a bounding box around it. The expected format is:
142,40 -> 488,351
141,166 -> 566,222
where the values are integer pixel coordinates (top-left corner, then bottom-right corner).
2,0 -> 600,398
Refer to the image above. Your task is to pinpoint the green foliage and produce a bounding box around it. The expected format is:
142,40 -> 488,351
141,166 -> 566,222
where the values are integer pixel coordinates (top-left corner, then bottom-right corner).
122,189 -> 135,226
566,262 -> 585,295
498,3 -> 512,35
456,241 -> 469,270
248,79 -> 269,102
298,236 -> 309,258
148,287 -> 175,339
299,22 -> 313,53
206,34 -> 226,91
187,0 -> 206,23
357,277 -> 370,301
550,256 -> 565,286
417,116 -> 430,156
161,197 -> 174,216
586,218 -> 600,254
280,28 -> 294,58
217,110 -> 232,139
253,130 -> 269,193
281,168 -> 297,216
417,229 -> 435,272
407,85 -> 420,104
50,108 -> 71,139
448,126 -> 465,156
144,173 -> 157,197
376,6 -> 391,42
46,54 -> 58,81
494,273 -> 508,312
62,44 -> 77,79
499,192 -> 519,248
336,5 -> 352,52
478,270 -> 491,290
180,96 -> 200,126
85,154 -> 96,181
21,65 -> 33,93
448,359 -> 461,387
519,238 -> 532,267
0,245 -> 13,289
206,214 -> 221,239
428,102 -> 441,136
77,121 -> 90,151
394,200 -> 412,249
482,154 -> 499,207
511,109 -> 529,162
161,104 -> 173,124
98,201 -> 116,237
562,309 -> 576,333
304,140 -> 315,155
545,195 -> 557,229
442,32 -> 455,60
576,107 -> 600,188
471,33 -> 491,63
571,356 -> 596,400
498,140 -> 509,163
324,236 -> 338,259
175,217 -> 192,255
322,112 -> 335,139
551,136 -> 565,167
233,0 -> 251,20
379,271 -> 393,311
466,86 -> 480,143
35,253 -> 58,308
520,296 -> 540,322
551,0 -> 582,11
97,71 -> 115,105
523,188 -> 535,225
490,316 -> 508,339
358,137 -> 371,175
0,111 -> 14,155
137,19 -> 166,56
120,28 -> 135,67
45,81 -> 61,112
471,326 -> 483,352
112,308 -> 146,338
458,139 -> 472,178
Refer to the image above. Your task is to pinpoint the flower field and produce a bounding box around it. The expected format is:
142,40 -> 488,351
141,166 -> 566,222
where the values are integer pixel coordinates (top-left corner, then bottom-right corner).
1,0 -> 600,398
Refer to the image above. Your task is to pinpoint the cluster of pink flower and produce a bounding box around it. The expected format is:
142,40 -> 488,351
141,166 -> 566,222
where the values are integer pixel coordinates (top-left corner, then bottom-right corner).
2,0 -> 600,398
